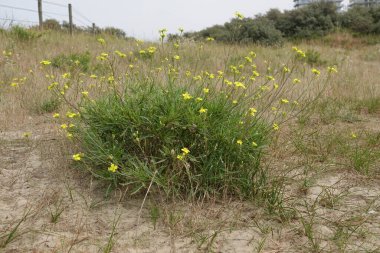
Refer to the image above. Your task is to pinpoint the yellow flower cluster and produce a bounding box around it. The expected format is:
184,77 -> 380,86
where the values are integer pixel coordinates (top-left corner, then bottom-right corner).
177,147 -> 190,160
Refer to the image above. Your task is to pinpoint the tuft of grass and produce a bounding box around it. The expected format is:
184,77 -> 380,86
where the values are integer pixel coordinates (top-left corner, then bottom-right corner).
149,204 -> 160,230
0,209 -> 31,248
38,97 -> 61,114
102,213 -> 121,253
74,82 -> 270,199
354,97 -> 380,114
51,51 -> 91,72
49,199 -> 65,223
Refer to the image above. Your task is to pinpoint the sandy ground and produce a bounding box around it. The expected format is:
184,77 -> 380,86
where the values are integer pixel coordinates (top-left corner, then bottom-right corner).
1,117 -> 380,253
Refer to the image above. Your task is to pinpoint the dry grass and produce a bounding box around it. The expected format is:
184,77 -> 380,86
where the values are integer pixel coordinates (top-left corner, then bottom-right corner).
0,30 -> 380,252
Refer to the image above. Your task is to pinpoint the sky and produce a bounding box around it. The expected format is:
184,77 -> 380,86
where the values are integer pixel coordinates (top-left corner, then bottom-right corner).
0,0 -> 349,40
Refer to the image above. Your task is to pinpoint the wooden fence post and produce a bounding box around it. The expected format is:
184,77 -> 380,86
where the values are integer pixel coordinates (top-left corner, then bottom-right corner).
92,23 -> 96,34
38,0 -> 43,29
68,3 -> 73,35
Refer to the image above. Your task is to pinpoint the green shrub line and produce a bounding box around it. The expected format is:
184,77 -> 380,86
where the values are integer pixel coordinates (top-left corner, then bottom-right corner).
180,3 -> 380,45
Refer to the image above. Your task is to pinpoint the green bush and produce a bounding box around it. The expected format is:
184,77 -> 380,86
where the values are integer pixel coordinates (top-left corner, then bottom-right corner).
74,82 -> 269,199
185,17 -> 283,46
51,52 -> 91,72
43,19 -> 61,30
10,26 -> 39,42
304,49 -> 327,66
38,97 -> 61,114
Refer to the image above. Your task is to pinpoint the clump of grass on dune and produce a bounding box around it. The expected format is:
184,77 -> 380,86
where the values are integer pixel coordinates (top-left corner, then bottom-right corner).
75,80 -> 269,199
2,27 -> 337,201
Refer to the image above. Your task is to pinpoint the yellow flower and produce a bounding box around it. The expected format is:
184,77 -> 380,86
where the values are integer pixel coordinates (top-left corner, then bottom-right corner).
66,133 -> 73,139
252,70 -> 260,77
293,78 -> 301,84
249,51 -> 257,58
266,75 -> 275,81
196,97 -> 203,102
69,123 -> 75,128
252,141 -> 258,147
147,47 -> 157,55
159,28 -> 168,38
249,108 -> 257,116
281,99 -> 289,104
66,111 -> 77,118
48,82 -> 58,90
328,66 -> 338,73
312,68 -> 321,76
181,147 -> 190,155
233,100 -> 238,104
62,73 -> 71,79
273,123 -> 279,131
23,132 -> 32,138
273,83 -> 279,89
351,132 -> 357,139
10,82 -> 18,87
72,153 -> 82,161
97,38 -> 106,44
90,74 -> 97,79
203,88 -> 209,94
53,113 -> 60,118
173,55 -> 180,60
108,76 -> 115,83
61,124 -> 68,129
206,37 -> 215,42
182,92 -> 193,100
177,154 -> 184,160
115,50 -> 126,58
234,82 -> 246,89
40,60 -> 51,65
81,91 -> 89,96
237,139 -> 243,145
199,107 -> 208,114
225,80 -> 233,86
296,49 -> 306,58
283,66 -> 290,73
108,163 -> 118,173
235,11 -> 244,20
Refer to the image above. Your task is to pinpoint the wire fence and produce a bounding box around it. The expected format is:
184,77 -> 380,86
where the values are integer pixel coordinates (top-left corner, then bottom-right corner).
0,0 -> 95,29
